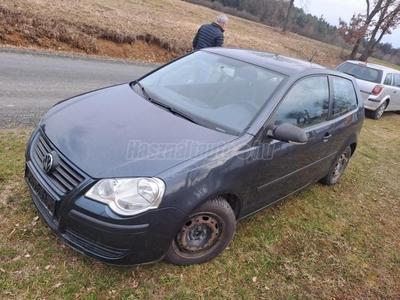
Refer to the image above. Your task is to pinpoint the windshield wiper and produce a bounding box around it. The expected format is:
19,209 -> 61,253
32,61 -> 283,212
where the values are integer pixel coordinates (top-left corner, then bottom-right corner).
134,81 -> 169,108
169,107 -> 199,125
133,81 -> 199,125
134,81 -> 151,100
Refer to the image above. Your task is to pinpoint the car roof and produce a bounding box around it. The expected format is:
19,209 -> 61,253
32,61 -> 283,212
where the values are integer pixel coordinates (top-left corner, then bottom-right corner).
202,47 -> 327,76
343,60 -> 400,73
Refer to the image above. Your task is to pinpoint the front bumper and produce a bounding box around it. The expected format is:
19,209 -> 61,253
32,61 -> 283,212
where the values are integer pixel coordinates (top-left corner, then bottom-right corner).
25,129 -> 186,266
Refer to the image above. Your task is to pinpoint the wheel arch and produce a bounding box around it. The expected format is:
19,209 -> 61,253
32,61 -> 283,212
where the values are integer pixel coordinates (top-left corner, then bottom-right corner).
189,192 -> 242,220
349,142 -> 357,156
376,96 -> 390,109
382,96 -> 390,108
219,193 -> 241,219
367,96 -> 390,112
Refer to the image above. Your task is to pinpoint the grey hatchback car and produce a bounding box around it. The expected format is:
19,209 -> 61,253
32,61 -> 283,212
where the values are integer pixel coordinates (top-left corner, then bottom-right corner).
336,60 -> 400,119
25,48 -> 364,266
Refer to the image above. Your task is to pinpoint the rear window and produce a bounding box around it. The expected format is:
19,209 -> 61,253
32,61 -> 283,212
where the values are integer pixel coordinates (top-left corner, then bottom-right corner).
336,62 -> 383,84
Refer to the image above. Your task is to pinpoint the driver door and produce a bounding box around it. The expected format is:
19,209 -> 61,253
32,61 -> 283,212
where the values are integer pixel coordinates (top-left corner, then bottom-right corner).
244,76 -> 334,215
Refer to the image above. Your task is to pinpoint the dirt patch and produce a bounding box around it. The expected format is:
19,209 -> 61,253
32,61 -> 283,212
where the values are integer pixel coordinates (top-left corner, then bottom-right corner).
0,30 -> 178,63
96,39 -> 178,62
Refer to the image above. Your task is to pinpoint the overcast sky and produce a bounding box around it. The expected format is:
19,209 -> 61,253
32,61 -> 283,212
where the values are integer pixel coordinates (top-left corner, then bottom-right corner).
294,0 -> 400,48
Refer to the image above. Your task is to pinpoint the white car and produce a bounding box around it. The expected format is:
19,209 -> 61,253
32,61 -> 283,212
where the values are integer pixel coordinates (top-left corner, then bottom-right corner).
336,60 -> 400,119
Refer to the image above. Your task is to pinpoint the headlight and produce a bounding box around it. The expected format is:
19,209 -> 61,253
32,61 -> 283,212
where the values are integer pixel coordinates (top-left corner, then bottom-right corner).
85,177 -> 165,216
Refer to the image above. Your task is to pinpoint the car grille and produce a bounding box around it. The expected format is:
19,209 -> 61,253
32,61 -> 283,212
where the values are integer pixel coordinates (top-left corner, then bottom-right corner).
26,166 -> 59,217
33,133 -> 85,194
65,228 -> 129,259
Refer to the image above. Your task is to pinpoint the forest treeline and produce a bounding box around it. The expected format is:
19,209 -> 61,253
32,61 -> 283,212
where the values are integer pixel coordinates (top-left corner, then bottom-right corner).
185,0 -> 400,65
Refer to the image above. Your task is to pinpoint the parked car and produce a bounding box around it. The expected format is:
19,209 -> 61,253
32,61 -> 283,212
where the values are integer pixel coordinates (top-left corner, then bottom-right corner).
336,60 -> 400,119
25,48 -> 364,266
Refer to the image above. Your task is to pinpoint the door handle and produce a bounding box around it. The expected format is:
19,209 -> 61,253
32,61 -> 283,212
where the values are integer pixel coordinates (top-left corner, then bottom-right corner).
323,133 -> 332,143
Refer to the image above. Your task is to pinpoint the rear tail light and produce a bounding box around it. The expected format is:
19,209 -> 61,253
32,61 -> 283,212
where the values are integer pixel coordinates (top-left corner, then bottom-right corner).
371,85 -> 384,95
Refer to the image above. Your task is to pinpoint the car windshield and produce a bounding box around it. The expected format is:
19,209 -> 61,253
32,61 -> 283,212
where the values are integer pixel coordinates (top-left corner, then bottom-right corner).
135,51 -> 286,135
336,62 -> 383,84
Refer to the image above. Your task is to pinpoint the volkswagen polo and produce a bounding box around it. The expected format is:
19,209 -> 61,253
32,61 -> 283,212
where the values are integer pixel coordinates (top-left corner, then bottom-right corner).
25,48 -> 364,266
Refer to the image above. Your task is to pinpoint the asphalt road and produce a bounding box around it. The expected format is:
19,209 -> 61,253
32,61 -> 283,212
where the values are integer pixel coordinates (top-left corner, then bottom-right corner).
0,47 -> 157,128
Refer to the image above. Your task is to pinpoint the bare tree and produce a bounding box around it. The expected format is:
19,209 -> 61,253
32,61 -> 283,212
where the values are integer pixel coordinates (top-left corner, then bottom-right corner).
338,0 -> 384,59
338,0 -> 400,61
359,1 -> 400,61
338,13 -> 368,55
282,0 -> 294,33
282,0 -> 310,33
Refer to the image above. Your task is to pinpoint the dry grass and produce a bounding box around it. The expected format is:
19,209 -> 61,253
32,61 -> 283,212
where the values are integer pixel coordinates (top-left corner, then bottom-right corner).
0,0 -> 362,67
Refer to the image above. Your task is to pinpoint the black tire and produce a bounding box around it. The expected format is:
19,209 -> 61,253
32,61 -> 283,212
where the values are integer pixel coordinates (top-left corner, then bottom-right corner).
370,101 -> 388,120
320,146 -> 352,186
164,197 -> 236,266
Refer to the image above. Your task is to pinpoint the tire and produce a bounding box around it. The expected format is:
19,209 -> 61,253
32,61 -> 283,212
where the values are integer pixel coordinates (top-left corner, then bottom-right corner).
320,146 -> 352,186
164,197 -> 236,266
371,101 -> 388,120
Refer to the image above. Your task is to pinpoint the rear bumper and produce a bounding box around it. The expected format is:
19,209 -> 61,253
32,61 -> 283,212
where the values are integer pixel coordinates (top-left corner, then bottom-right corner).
363,98 -> 384,111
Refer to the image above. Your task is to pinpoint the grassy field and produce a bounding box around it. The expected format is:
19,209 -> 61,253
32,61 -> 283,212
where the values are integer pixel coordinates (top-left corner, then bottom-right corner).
1,0 -> 400,299
2,0 -> 396,69
1,116 -> 399,299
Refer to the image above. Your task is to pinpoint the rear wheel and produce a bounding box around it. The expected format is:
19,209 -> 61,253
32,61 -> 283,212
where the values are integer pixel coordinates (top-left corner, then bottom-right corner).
320,146 -> 351,186
370,101 -> 387,120
164,197 -> 236,266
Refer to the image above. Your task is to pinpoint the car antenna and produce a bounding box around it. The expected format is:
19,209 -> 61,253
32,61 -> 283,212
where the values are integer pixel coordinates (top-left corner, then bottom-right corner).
309,51 -> 317,62
274,53 -> 284,61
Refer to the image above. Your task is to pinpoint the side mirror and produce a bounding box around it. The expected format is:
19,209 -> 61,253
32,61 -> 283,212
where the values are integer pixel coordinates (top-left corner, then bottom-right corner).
268,123 -> 308,145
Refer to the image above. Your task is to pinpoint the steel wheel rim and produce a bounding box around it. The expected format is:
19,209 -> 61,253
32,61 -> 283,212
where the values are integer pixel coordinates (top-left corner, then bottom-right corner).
332,152 -> 349,181
176,213 -> 221,253
376,103 -> 386,118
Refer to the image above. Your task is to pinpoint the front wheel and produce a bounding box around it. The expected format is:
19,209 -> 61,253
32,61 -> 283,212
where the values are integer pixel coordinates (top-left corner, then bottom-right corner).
320,146 -> 352,186
164,197 -> 236,266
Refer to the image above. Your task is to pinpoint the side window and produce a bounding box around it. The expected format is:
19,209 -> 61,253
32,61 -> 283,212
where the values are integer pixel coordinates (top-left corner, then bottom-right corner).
393,74 -> 400,87
332,77 -> 358,118
275,76 -> 329,128
384,73 -> 393,85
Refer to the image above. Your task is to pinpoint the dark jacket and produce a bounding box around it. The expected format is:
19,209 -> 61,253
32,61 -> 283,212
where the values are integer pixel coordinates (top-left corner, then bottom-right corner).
193,22 -> 224,50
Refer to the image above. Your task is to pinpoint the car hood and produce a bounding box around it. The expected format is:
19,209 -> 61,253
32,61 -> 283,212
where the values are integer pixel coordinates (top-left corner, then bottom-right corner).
41,83 -> 236,178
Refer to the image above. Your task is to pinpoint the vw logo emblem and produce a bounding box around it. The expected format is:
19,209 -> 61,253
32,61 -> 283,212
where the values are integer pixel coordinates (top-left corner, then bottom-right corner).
42,153 -> 54,173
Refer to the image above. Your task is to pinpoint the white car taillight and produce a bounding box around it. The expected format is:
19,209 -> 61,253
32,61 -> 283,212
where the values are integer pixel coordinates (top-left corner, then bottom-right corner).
371,85 -> 384,95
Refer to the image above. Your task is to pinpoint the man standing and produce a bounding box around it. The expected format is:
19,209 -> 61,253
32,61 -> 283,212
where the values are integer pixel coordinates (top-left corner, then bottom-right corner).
193,14 -> 228,50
